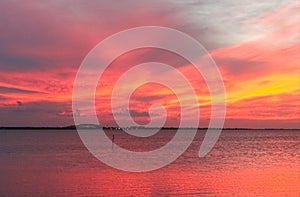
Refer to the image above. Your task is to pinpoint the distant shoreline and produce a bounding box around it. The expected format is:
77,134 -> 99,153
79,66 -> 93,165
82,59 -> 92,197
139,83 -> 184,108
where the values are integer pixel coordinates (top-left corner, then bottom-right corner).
0,125 -> 299,130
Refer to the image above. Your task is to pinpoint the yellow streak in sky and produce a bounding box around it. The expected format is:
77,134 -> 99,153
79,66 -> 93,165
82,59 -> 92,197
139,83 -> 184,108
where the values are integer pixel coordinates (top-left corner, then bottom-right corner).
227,72 -> 299,103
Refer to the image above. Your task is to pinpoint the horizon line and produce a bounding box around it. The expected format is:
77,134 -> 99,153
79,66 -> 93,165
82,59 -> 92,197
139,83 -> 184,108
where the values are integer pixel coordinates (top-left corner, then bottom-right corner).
1,125 -> 299,130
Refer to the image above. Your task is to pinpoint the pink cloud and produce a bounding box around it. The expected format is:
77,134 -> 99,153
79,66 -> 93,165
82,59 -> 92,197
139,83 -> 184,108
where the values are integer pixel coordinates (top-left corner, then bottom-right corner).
0,1 -> 298,128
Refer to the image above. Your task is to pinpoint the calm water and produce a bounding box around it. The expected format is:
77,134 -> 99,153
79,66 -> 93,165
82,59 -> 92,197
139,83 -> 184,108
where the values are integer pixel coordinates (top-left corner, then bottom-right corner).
0,129 -> 299,196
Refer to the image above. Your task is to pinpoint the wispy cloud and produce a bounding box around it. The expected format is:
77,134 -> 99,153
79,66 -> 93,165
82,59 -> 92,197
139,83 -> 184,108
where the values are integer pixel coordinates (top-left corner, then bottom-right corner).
0,0 -> 298,127
0,86 -> 44,94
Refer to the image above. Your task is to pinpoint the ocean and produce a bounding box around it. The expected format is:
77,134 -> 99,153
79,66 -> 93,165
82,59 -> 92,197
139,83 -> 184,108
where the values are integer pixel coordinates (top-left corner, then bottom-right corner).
0,129 -> 299,196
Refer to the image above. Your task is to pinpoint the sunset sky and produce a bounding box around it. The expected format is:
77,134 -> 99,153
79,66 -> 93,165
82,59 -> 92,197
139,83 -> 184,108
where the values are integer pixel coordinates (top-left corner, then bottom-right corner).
0,0 -> 299,128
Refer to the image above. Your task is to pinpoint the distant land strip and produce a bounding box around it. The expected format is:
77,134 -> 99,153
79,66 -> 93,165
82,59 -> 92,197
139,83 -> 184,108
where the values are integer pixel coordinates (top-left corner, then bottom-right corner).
0,125 -> 299,130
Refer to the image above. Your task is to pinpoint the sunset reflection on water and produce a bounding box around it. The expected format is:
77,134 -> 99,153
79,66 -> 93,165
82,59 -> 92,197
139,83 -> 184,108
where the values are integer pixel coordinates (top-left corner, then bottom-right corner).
0,129 -> 299,196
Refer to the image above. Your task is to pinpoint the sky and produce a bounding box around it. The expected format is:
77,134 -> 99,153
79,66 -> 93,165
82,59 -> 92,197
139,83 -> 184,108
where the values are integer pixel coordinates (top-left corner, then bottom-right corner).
0,0 -> 299,128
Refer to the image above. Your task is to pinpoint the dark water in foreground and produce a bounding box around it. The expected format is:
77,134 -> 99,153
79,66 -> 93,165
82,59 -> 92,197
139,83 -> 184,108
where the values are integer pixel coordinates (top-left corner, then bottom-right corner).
0,129 -> 299,196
